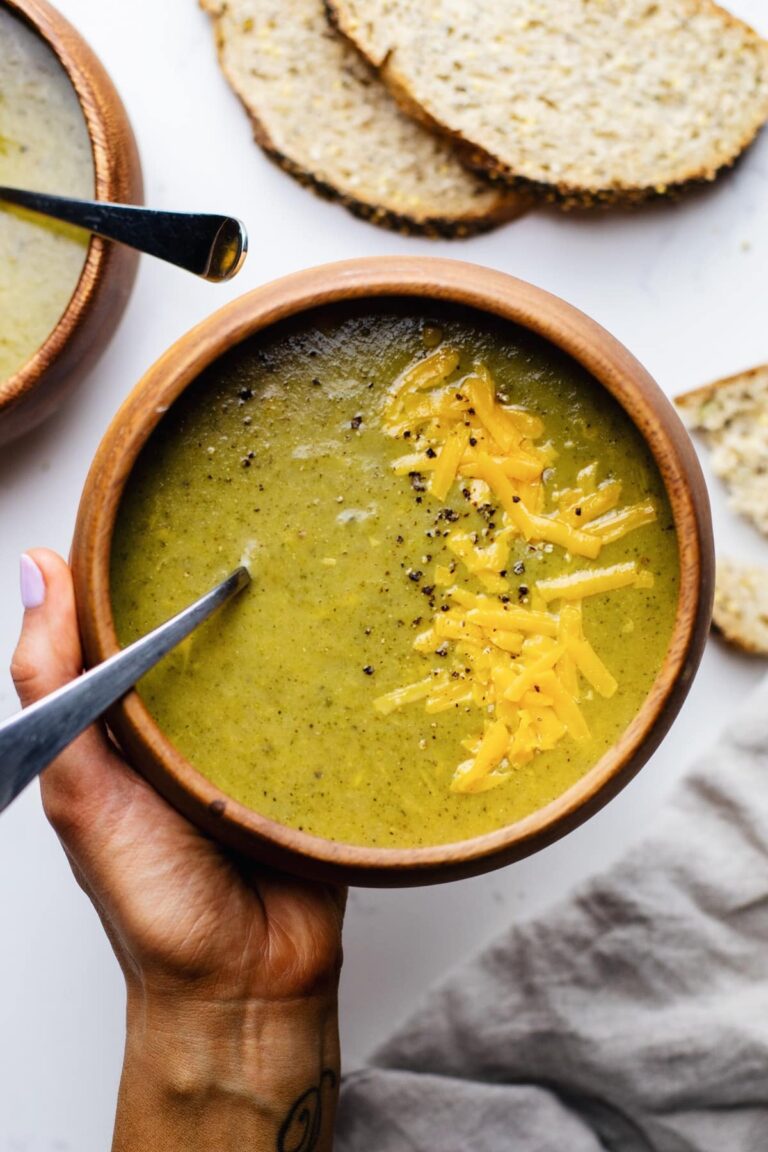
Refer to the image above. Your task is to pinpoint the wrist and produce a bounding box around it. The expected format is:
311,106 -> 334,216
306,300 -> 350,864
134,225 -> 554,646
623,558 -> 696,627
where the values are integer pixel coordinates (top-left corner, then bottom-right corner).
115,991 -> 340,1151
126,988 -> 340,1092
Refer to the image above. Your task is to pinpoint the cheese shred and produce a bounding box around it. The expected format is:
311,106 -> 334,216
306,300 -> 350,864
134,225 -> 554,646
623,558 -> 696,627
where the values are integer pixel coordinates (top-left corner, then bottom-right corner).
372,347 -> 659,794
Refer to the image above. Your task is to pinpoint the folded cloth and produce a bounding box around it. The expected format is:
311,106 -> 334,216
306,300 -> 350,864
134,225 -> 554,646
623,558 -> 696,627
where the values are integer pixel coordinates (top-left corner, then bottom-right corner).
336,674 -> 768,1152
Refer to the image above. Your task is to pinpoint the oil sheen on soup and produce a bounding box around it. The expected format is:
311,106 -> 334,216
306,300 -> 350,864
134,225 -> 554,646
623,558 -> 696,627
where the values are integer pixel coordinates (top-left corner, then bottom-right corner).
111,305 -> 680,849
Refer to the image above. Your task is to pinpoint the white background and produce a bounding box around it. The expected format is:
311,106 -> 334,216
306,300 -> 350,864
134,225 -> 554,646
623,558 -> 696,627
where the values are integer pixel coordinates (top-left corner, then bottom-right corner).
2,1 -> 768,1147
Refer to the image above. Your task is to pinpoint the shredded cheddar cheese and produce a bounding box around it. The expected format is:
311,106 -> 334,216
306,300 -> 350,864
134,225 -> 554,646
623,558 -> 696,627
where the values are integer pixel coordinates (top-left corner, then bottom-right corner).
431,425 -> 470,500
373,347 -> 660,794
536,562 -> 654,603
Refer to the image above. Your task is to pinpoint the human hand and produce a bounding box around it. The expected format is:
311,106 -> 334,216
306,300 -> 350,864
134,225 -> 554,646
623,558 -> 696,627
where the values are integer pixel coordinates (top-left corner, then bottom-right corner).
12,549 -> 345,1151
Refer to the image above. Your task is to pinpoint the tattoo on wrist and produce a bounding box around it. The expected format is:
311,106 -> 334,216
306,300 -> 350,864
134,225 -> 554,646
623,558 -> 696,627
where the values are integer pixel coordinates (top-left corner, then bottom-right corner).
277,1069 -> 337,1152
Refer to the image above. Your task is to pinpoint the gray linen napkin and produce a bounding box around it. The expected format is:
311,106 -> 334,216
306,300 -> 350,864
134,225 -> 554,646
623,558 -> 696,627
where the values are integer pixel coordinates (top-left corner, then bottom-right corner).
337,674 -> 768,1152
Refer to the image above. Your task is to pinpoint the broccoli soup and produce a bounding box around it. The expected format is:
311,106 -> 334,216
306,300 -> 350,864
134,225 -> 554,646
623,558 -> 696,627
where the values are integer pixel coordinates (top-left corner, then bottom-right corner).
111,305 -> 679,849
0,6 -> 93,383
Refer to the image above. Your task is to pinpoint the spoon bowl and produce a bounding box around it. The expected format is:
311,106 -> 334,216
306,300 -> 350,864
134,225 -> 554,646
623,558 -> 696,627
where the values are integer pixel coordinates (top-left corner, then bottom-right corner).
0,187 -> 248,282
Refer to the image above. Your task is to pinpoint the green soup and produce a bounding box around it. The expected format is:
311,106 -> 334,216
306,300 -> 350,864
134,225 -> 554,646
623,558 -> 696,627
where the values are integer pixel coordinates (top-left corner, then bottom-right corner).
111,304 -> 679,849
0,6 -> 93,383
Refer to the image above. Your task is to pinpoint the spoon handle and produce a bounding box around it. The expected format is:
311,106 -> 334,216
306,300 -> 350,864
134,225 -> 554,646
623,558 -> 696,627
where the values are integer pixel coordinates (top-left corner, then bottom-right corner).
0,566 -> 250,814
0,186 -> 248,282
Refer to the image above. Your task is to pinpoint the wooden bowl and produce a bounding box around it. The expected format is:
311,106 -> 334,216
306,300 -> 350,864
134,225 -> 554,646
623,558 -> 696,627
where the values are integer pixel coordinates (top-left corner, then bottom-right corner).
71,257 -> 714,887
0,0 -> 142,445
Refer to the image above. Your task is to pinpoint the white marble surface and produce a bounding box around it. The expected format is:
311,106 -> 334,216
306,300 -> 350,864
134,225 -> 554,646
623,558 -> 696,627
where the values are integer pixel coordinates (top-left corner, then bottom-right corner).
2,1 -> 768,1147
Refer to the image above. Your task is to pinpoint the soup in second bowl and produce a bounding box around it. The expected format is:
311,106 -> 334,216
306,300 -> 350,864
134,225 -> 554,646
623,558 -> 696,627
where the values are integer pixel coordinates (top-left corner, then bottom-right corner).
111,303 -> 679,849
0,5 -> 93,383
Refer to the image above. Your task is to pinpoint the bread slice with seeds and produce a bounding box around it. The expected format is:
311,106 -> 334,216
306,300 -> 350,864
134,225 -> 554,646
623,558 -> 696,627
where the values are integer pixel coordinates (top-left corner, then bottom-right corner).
200,0 -> 525,236
676,366 -> 768,538
326,0 -> 768,208
712,558 -> 768,655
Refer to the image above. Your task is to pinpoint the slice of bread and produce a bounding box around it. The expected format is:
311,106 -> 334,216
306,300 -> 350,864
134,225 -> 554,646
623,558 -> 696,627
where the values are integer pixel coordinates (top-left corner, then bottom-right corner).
327,0 -> 768,208
713,557 -> 768,655
676,367 -> 768,538
200,0 -> 525,236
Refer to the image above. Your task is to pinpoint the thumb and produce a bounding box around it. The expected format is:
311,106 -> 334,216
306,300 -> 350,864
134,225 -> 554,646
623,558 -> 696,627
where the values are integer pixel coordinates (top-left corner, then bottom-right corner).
12,548 -> 83,707
10,549 -> 135,841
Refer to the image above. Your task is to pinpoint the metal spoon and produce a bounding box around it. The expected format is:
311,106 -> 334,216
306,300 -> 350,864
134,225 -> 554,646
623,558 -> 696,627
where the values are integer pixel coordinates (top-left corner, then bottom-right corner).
0,186 -> 248,282
0,566 -> 251,814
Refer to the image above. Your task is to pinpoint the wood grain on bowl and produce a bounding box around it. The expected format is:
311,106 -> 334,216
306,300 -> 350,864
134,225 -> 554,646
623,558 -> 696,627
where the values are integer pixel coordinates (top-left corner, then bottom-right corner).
71,258 -> 714,886
0,0 -> 142,445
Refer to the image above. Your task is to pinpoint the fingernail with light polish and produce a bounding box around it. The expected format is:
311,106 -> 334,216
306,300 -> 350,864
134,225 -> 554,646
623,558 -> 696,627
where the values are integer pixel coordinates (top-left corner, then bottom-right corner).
20,554 -> 45,609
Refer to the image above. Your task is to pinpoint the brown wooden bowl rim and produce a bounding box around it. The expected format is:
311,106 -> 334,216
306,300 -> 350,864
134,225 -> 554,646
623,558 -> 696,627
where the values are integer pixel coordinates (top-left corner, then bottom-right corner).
72,256 -> 714,882
0,0 -> 133,416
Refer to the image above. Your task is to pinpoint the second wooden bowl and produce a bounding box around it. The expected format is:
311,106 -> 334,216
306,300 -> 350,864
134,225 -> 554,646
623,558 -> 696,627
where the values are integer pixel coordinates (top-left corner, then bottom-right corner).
71,257 -> 714,886
0,0 -> 142,445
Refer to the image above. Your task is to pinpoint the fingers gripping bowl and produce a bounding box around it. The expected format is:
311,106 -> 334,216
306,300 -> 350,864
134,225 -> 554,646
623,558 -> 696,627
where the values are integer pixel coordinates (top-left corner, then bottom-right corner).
71,258 -> 713,886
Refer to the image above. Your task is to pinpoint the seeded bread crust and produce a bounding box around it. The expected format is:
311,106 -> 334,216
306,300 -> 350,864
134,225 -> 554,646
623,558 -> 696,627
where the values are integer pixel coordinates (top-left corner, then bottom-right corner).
676,366 -> 768,538
201,0 -> 525,237
676,365 -> 768,423
712,558 -> 768,656
326,0 -> 768,209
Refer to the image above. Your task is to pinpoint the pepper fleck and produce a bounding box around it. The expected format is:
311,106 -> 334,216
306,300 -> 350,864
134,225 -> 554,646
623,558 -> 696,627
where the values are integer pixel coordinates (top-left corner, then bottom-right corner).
363,666 -> 375,676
